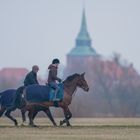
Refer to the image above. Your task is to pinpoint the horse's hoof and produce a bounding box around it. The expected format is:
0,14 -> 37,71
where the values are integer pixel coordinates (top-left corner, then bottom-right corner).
67,124 -> 72,127
21,121 -> 27,126
60,120 -> 63,126
14,121 -> 18,126
20,123 -> 24,126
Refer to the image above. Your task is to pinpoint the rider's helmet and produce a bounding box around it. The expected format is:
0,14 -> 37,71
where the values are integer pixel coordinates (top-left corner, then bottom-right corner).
52,58 -> 60,64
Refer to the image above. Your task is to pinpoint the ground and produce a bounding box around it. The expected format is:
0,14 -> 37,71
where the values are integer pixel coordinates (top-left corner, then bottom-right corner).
0,118 -> 140,140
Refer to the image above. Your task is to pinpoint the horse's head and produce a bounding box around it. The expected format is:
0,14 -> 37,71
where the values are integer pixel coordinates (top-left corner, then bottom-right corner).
63,73 -> 89,93
77,73 -> 89,92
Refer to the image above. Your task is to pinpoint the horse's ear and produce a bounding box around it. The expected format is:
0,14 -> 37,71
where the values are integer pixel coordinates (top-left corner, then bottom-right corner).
81,72 -> 85,77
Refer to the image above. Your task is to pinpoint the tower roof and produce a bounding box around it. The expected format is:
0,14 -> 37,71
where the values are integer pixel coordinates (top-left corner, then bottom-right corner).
68,8 -> 97,56
77,8 -> 90,41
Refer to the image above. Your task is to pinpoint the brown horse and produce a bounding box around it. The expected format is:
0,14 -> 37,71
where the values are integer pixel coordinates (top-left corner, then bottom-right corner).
24,73 -> 89,126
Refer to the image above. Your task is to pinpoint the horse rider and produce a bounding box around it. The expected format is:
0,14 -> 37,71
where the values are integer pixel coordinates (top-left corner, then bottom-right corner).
24,65 -> 39,86
47,58 -> 62,101
14,65 -> 39,108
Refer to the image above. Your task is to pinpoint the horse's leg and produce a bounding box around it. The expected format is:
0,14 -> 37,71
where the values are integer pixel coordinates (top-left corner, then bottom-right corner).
21,108 -> 27,125
21,110 -> 26,122
0,107 -> 5,117
60,107 -> 72,126
28,107 -> 37,127
67,108 -> 72,121
32,110 -> 38,120
28,110 -> 35,126
5,108 -> 18,126
43,108 -> 57,126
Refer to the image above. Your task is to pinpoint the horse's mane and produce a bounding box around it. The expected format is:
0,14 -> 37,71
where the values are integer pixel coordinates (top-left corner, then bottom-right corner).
63,73 -> 80,83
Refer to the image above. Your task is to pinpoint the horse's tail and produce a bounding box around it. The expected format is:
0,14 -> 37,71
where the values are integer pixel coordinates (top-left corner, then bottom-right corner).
20,88 -> 27,107
0,92 -> 3,104
23,88 -> 26,100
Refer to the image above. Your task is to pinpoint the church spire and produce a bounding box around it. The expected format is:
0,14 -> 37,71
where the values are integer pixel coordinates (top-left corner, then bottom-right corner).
80,8 -> 89,36
80,0 -> 88,33
76,8 -> 91,47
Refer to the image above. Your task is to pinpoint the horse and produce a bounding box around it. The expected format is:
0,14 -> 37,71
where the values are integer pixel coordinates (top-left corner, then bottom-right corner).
21,72 -> 89,126
0,89 -> 57,126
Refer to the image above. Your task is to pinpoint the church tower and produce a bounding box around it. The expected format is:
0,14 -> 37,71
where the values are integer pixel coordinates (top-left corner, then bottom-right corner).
65,8 -> 98,75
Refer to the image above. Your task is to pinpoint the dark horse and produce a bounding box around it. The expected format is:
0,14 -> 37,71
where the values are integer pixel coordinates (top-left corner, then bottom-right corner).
22,73 -> 89,126
0,89 -> 57,126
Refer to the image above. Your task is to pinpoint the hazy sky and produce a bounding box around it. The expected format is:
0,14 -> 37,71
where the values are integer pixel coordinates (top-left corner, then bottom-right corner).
0,0 -> 140,77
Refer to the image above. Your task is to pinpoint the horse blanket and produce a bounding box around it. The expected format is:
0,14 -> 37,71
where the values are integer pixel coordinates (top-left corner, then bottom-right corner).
0,89 -> 16,108
25,84 -> 64,103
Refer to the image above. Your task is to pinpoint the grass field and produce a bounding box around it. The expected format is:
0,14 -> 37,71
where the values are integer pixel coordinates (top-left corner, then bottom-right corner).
0,117 -> 140,140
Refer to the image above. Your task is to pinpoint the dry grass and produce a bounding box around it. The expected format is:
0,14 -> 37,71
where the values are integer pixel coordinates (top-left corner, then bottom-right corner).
0,118 -> 140,140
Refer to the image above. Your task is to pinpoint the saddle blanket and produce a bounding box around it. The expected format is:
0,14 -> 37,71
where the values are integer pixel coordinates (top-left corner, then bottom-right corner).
25,84 -> 64,102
